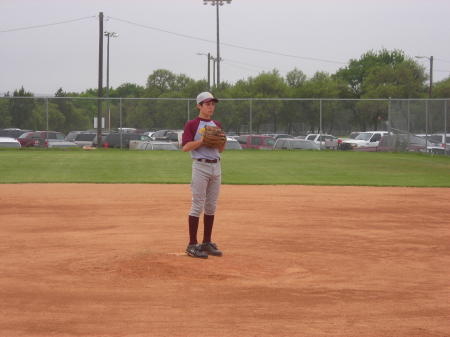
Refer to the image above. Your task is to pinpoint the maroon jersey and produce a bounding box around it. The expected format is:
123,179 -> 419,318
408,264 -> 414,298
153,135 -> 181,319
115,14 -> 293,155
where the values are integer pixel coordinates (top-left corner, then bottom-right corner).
182,117 -> 222,160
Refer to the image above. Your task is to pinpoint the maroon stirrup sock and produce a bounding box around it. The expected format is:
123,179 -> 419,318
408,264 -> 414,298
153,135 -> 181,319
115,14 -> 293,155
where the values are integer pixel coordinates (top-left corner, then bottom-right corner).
203,214 -> 214,243
188,215 -> 199,245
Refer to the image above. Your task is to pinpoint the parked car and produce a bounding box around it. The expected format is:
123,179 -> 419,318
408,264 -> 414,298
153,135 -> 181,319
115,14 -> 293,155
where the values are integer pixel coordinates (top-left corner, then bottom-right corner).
237,135 -> 276,150
116,127 -> 137,133
151,129 -> 183,147
0,128 -> 31,139
337,131 -> 361,148
273,138 -> 320,150
47,139 -> 78,148
225,137 -> 242,150
98,133 -> 151,148
131,140 -> 179,151
376,134 -> 434,153
73,133 -> 97,147
427,146 -> 450,155
65,131 -> 85,142
422,133 -> 450,150
305,134 -> 339,150
341,131 -> 389,150
18,131 -> 65,147
264,133 -> 294,140
0,137 -> 21,148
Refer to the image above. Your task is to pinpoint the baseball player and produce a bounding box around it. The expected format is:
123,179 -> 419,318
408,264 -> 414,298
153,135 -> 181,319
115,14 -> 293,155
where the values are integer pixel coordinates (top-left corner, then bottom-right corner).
182,92 -> 226,259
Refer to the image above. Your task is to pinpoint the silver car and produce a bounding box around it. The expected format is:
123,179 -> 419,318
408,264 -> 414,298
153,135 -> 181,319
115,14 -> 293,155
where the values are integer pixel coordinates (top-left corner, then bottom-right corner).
131,141 -> 178,150
0,137 -> 21,148
273,138 -> 320,150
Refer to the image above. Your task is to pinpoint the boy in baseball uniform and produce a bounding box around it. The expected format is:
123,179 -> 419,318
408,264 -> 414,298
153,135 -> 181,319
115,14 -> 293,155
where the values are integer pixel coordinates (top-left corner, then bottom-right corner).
182,92 -> 226,259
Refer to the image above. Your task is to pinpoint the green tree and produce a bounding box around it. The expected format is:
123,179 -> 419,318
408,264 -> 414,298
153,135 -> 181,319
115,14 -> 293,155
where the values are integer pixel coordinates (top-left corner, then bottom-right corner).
433,77 -> 450,98
362,60 -> 426,98
53,88 -> 90,132
0,97 -> 12,128
286,68 -> 307,88
9,87 -> 35,129
146,69 -> 195,97
111,83 -> 145,98
336,49 -> 408,98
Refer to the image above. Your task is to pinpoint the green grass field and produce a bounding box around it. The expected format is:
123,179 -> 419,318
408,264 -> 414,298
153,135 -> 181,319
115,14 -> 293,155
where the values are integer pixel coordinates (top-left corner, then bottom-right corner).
1,149 -> 449,186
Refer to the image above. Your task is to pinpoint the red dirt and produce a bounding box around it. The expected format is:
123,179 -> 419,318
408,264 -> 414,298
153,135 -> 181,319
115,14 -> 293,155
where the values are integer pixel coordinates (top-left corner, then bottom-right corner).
0,184 -> 449,337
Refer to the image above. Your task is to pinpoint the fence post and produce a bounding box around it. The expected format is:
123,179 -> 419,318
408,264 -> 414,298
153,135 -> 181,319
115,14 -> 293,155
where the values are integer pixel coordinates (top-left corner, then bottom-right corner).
445,100 -> 448,151
404,99 -> 410,148
45,98 -> 49,149
319,99 -> 323,150
119,98 -> 123,149
187,99 -> 190,121
387,98 -> 391,134
45,97 -> 49,133
407,99 -> 410,134
249,99 -> 253,134
425,100 -> 429,150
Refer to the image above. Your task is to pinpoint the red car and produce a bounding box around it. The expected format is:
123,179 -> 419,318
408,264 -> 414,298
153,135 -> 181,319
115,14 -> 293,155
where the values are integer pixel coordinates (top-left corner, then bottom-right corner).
18,131 -> 65,147
237,135 -> 276,150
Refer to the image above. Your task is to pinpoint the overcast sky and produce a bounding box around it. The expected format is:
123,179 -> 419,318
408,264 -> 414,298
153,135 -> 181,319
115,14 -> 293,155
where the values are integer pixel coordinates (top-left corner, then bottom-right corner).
1,0 -> 450,96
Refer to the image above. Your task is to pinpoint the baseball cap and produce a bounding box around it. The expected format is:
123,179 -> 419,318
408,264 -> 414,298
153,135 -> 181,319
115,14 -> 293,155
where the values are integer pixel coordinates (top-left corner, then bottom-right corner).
196,91 -> 219,104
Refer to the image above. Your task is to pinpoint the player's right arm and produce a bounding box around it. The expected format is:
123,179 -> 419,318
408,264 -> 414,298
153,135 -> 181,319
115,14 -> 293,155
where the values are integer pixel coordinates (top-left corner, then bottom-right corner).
181,119 -> 203,152
182,137 -> 203,152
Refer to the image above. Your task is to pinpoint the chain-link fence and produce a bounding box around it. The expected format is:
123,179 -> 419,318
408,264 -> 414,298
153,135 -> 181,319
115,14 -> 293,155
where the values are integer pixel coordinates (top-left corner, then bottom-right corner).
0,97 -> 448,153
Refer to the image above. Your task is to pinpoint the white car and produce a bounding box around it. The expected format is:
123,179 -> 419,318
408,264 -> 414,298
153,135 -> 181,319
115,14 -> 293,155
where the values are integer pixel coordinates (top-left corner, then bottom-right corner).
422,134 -> 450,149
225,137 -> 242,150
305,134 -> 339,150
46,139 -> 78,148
342,131 -> 389,149
0,137 -> 21,148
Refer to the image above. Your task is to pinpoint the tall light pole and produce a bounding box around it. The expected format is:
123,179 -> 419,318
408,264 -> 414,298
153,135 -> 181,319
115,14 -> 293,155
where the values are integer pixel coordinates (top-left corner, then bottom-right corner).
104,31 -> 118,131
203,0 -> 232,86
210,56 -> 217,87
196,52 -> 211,89
415,55 -> 434,98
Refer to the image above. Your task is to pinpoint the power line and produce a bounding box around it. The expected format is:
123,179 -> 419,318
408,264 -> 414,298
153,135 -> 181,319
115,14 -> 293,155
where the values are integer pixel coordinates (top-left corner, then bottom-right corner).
221,61 -> 259,73
108,16 -> 346,65
434,58 -> 450,64
222,58 -> 268,70
0,16 -> 96,33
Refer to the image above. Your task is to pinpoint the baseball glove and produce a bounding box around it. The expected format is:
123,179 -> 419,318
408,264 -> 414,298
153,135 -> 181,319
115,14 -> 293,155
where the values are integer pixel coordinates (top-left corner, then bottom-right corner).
202,125 -> 226,148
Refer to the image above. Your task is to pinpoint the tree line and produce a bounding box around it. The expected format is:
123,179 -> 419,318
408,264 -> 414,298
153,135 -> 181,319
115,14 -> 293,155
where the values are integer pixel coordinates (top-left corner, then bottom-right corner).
1,49 -> 449,135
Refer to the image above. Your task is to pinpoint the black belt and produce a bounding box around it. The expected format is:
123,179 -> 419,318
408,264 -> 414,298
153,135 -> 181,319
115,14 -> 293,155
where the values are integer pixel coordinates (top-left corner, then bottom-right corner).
197,158 -> 219,163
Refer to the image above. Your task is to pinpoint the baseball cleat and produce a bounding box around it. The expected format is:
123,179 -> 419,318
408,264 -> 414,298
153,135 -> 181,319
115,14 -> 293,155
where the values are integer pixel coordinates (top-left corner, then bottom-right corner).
200,242 -> 223,256
186,244 -> 208,259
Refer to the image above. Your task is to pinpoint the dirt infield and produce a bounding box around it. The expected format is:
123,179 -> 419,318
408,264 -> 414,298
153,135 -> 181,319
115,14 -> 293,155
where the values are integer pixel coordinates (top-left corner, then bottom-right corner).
1,184 -> 449,337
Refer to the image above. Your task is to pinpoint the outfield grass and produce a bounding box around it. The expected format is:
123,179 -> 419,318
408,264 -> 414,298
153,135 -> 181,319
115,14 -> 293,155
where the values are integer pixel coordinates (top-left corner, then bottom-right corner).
0,148 -> 449,186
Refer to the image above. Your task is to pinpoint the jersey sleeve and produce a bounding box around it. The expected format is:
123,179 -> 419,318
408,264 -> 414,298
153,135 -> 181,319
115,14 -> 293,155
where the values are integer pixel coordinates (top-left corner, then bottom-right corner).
182,119 -> 197,146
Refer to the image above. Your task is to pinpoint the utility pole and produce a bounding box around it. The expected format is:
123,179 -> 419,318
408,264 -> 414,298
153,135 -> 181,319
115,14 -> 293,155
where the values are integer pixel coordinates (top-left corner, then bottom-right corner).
415,55 -> 434,98
207,52 -> 211,89
215,1 -> 220,85
104,31 -> 118,131
97,12 -> 104,147
196,52 -> 211,89
429,56 -> 433,98
203,0 -> 232,86
211,56 -> 217,87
